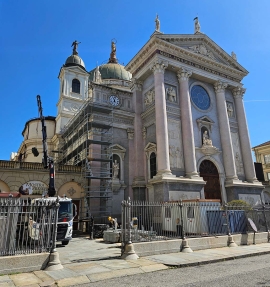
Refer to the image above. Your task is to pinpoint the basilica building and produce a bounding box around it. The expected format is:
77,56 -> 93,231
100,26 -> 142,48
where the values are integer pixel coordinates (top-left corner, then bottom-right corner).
6,18 -> 264,222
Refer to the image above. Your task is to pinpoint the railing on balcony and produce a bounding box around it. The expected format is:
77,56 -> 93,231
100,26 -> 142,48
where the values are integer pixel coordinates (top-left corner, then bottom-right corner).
0,160 -> 81,173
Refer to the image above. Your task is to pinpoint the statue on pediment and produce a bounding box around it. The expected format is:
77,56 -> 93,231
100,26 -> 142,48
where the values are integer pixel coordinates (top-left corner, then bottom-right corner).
202,130 -> 213,147
231,51 -> 237,61
166,87 -> 177,102
194,17 -> 200,33
155,14 -> 160,32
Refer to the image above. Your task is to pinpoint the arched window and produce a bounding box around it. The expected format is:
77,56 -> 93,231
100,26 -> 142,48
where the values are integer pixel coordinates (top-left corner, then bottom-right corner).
150,152 -> 157,179
72,79 -> 80,94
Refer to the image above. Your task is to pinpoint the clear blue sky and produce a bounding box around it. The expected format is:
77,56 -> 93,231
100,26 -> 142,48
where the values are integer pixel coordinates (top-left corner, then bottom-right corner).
0,0 -> 269,160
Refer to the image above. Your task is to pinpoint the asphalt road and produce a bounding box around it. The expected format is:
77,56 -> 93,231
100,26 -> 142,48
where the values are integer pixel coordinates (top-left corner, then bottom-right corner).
77,253 -> 270,287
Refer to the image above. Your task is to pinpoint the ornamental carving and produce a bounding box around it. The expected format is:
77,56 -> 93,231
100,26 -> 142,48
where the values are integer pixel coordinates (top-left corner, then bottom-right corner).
144,89 -> 155,106
130,78 -> 142,92
232,86 -> 246,99
188,44 -> 216,60
169,145 -> 183,169
142,127 -> 147,139
150,59 -> 168,74
165,86 -> 177,102
214,81 -> 228,93
177,68 -> 192,81
127,128 -> 134,140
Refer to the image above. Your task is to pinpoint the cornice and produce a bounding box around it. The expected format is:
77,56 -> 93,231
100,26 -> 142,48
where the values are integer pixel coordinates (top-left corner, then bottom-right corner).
90,82 -> 132,96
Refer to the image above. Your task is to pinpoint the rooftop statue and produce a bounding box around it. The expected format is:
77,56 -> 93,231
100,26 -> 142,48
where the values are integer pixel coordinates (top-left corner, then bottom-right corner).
155,14 -> 160,32
194,17 -> 200,34
71,40 -> 81,55
109,40 -> 117,63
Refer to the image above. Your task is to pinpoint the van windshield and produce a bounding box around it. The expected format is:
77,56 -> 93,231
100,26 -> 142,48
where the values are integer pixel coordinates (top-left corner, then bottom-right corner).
58,202 -> 72,221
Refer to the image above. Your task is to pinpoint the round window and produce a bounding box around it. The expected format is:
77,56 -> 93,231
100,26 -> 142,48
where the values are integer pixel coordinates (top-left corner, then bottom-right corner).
191,85 -> 210,110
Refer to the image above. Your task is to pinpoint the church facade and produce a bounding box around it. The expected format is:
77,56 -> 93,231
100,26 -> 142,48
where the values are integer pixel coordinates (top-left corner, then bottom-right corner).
6,18 -> 264,220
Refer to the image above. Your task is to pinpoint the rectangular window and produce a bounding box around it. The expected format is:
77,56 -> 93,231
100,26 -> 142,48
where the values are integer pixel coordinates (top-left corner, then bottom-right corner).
127,100 -> 131,109
103,94 -> 107,103
265,155 -> 270,164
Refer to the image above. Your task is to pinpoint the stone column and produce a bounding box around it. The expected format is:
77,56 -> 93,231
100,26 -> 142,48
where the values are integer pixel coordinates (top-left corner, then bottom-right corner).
177,68 -> 199,178
131,79 -> 146,200
233,87 -> 257,183
150,59 -> 172,177
214,81 -> 238,182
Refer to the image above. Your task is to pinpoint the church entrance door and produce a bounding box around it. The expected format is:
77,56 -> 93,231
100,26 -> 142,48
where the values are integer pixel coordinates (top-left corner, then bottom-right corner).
199,160 -> 221,200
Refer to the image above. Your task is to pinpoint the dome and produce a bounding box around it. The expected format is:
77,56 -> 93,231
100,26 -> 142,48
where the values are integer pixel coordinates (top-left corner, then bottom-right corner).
64,54 -> 85,69
89,63 -> 131,81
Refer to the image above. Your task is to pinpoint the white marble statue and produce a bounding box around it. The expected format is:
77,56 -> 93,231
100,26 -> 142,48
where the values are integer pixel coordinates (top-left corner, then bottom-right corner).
194,17 -> 200,33
112,160 -> 119,179
93,66 -> 102,83
155,15 -> 160,32
166,87 -> 177,102
231,51 -> 237,61
202,130 -> 213,146
227,102 -> 234,118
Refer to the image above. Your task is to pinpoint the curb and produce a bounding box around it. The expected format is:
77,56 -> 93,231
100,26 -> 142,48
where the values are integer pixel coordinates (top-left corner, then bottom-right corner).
164,250 -> 270,268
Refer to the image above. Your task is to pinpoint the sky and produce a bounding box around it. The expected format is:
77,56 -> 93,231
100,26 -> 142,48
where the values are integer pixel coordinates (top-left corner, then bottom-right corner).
0,0 -> 269,160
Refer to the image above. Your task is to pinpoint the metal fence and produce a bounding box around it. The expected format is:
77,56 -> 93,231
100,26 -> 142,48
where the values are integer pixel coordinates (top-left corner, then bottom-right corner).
121,199 -> 270,247
0,198 -> 58,256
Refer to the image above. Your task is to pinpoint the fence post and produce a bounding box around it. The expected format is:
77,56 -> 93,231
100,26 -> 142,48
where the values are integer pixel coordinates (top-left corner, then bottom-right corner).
180,200 -> 193,253
262,205 -> 270,242
225,203 -> 238,247
121,197 -> 139,260
45,198 -> 63,270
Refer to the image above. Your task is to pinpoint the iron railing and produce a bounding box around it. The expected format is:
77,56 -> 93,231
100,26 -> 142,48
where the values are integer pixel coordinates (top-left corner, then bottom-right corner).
121,199 -> 270,247
0,198 -> 58,256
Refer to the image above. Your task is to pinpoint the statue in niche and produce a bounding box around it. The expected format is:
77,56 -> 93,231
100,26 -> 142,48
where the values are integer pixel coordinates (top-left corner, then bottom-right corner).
202,130 -> 213,147
112,160 -> 119,179
227,102 -> 234,118
166,87 -> 177,102
235,152 -> 243,173
155,15 -> 160,31
194,17 -> 200,33
144,89 -> 155,106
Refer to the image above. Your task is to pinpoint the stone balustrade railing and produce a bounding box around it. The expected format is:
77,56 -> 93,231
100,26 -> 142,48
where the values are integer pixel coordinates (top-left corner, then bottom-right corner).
0,160 -> 81,173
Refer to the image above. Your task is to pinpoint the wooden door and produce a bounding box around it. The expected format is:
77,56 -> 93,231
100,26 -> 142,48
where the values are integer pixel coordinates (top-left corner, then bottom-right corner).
199,160 -> 221,200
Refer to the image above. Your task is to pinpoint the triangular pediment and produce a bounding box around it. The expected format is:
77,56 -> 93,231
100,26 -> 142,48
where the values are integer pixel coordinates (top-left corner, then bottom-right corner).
58,65 -> 88,78
157,34 -> 247,73
197,116 -> 214,124
110,144 -> 126,152
144,142 -> 156,151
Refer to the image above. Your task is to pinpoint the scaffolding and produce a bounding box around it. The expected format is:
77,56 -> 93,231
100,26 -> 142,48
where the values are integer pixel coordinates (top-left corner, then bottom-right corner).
58,96 -> 114,227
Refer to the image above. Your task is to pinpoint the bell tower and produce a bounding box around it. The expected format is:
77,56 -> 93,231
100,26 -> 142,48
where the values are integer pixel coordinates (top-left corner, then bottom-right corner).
56,41 -> 89,134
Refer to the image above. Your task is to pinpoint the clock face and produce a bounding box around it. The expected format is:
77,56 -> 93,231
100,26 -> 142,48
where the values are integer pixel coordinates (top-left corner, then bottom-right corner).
109,95 -> 120,106
191,85 -> 211,110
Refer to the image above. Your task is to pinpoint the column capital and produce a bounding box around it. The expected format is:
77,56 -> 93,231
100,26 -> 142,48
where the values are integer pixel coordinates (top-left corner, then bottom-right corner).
150,59 -> 168,74
214,80 -> 228,93
130,78 -> 143,92
177,68 -> 192,81
232,86 -> 246,99
127,128 -> 134,140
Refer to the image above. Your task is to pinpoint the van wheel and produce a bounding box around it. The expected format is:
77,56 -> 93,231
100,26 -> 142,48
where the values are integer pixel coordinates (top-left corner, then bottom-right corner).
62,241 -> 69,246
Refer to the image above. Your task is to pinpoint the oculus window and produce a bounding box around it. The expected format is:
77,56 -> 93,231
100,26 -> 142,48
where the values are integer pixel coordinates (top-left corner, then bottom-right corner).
191,85 -> 210,110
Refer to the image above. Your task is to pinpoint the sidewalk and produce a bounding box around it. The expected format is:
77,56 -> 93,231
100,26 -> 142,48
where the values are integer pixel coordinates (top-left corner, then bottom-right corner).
1,239 -> 270,287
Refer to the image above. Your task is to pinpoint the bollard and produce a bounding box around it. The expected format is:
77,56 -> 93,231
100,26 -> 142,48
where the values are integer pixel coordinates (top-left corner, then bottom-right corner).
179,201 -> 193,253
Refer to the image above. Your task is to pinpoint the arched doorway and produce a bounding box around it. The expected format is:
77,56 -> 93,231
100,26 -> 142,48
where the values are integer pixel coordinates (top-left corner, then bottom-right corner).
199,160 -> 221,200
